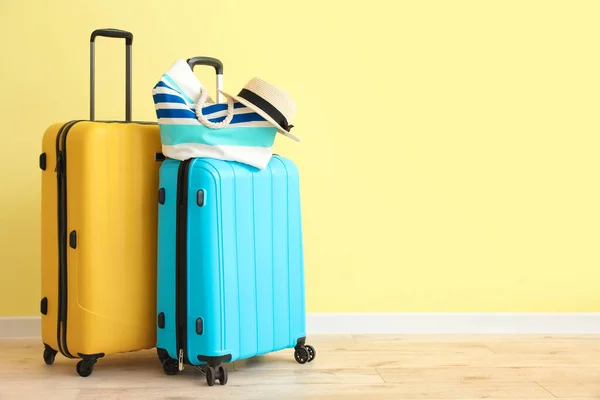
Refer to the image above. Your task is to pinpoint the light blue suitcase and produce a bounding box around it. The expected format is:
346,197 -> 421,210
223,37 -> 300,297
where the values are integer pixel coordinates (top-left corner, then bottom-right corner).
155,155 -> 315,386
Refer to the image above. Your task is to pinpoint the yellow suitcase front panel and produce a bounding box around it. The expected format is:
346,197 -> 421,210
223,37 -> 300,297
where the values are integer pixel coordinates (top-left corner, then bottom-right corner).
43,120 -> 161,358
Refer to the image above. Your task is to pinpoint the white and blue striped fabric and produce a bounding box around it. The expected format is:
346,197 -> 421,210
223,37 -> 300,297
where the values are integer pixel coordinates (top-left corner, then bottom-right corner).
152,59 -> 277,169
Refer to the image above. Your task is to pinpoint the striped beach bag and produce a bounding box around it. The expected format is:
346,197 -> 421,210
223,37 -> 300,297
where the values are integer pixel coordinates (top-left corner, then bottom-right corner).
152,58 -> 278,169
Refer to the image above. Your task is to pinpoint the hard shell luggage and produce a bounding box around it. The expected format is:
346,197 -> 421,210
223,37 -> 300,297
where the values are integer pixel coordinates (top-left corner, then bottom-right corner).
156,155 -> 315,386
40,29 -> 163,377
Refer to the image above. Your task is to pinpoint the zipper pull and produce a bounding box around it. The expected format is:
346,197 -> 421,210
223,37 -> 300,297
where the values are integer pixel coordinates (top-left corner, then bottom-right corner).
178,349 -> 184,371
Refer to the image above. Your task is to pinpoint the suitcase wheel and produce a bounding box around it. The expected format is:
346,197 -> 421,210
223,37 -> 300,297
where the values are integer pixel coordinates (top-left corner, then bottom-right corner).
157,348 -> 170,365
217,365 -> 228,385
305,345 -> 316,362
294,346 -> 309,364
43,345 -> 57,365
294,343 -> 316,364
76,360 -> 95,377
162,358 -> 179,376
206,366 -> 216,386
204,365 -> 228,386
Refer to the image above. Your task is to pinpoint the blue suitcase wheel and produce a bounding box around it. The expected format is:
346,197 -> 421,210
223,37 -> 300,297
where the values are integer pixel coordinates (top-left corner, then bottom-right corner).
162,358 -> 179,375
204,365 -> 228,386
205,366 -> 216,386
294,346 -> 309,364
157,348 -> 169,364
217,365 -> 228,385
305,345 -> 316,362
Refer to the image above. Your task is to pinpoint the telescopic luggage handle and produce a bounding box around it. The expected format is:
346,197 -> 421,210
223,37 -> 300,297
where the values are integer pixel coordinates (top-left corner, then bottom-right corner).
186,57 -> 224,103
90,29 -> 134,121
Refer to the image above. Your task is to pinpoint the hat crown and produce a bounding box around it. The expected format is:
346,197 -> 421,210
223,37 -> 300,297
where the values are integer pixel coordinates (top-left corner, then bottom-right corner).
243,78 -> 296,121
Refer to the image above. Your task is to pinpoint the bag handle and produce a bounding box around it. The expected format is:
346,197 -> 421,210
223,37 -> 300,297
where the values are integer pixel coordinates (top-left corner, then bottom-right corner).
186,57 -> 224,103
187,56 -> 233,129
195,87 -> 234,129
90,29 -> 133,121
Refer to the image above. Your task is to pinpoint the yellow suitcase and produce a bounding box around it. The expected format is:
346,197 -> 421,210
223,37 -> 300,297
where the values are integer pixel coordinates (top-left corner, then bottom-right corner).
40,29 -> 162,377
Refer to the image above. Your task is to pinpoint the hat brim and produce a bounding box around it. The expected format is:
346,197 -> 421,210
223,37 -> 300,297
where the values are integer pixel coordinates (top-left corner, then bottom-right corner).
218,90 -> 300,142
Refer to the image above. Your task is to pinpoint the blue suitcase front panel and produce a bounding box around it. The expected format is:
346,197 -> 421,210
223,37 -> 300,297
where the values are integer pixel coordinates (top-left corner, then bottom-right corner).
157,156 -> 308,370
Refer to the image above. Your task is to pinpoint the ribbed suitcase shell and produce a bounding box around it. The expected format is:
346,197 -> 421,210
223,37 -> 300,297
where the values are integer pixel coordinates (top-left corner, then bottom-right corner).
156,156 -> 306,366
40,120 -> 162,365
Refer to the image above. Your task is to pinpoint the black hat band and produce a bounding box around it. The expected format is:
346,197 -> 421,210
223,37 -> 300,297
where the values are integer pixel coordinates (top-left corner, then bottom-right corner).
237,89 -> 294,132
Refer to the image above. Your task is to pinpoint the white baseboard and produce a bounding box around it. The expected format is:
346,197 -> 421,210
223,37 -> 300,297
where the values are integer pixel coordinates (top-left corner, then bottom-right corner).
2,313 -> 600,338
306,312 -> 600,334
0,317 -> 41,338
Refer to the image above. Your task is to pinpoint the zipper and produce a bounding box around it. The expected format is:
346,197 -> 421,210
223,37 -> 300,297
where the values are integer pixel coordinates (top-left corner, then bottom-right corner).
178,349 -> 184,371
55,120 -> 82,359
176,159 -> 193,369
54,122 -> 68,359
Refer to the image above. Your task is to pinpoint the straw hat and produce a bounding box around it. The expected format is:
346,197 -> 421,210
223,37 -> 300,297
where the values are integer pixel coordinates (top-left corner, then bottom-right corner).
218,78 -> 299,142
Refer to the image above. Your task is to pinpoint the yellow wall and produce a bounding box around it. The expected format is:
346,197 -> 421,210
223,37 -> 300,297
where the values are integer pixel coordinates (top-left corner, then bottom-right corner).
1,0 -> 599,316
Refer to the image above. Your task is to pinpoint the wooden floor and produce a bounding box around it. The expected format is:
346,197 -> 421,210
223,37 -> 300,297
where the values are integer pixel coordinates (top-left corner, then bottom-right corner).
0,335 -> 599,399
